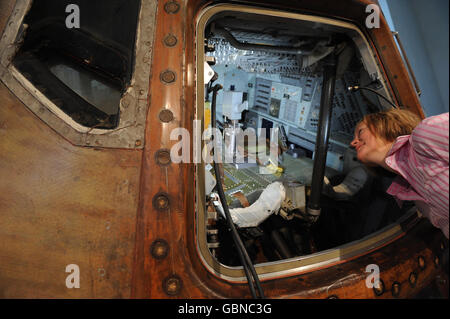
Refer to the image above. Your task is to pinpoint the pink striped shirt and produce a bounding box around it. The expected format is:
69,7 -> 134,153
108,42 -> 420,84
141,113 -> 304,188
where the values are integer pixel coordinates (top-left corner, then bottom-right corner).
385,112 -> 449,238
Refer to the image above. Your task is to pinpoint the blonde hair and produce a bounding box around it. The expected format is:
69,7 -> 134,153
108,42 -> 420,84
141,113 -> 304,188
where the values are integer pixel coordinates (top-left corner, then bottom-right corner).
360,108 -> 422,142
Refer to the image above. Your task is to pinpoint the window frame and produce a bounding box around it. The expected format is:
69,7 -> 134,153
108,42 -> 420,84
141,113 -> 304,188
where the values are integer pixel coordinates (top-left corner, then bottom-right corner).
195,3 -> 418,283
0,0 -> 156,149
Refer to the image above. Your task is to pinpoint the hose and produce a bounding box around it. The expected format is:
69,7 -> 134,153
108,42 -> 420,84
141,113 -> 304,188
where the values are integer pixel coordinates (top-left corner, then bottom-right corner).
212,27 -> 314,56
307,53 -> 337,222
210,84 -> 265,299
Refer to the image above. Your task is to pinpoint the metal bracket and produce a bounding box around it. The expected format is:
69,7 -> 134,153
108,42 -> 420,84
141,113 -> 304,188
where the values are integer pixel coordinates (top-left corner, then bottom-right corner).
204,61 -> 215,84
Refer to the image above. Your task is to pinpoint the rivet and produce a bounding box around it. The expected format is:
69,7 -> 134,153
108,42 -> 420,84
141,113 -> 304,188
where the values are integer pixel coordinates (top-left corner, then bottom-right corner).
391,282 -> 401,297
159,109 -> 174,123
151,239 -> 169,260
164,1 -> 180,14
434,255 -> 440,267
135,140 -> 142,147
373,279 -> 385,297
163,34 -> 178,47
409,272 -> 417,287
122,98 -> 130,108
418,256 -> 426,270
327,295 -> 339,299
160,70 -> 176,84
153,192 -> 170,211
163,274 -> 182,296
155,149 -> 171,166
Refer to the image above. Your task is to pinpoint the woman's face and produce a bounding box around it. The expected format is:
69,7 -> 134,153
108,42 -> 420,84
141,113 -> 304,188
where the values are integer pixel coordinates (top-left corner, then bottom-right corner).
350,122 -> 389,166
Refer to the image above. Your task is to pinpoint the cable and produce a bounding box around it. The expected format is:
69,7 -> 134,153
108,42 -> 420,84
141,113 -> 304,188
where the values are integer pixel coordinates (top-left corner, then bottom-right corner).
210,84 -> 265,299
211,84 -> 263,299
348,85 -> 398,109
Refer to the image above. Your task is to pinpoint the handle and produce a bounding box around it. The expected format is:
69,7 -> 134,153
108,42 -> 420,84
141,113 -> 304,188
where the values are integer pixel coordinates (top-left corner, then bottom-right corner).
392,31 -> 422,96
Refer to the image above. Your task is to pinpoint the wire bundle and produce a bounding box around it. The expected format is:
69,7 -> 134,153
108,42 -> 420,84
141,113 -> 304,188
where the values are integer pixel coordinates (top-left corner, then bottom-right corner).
210,84 -> 265,299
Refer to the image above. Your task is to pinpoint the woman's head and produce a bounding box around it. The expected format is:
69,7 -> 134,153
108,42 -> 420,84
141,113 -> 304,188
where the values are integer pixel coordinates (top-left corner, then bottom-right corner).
350,108 -> 421,166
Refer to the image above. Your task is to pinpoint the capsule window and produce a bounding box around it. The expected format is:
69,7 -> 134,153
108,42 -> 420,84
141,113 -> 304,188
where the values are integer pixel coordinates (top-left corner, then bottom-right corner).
13,0 -> 141,129
196,5 -> 413,281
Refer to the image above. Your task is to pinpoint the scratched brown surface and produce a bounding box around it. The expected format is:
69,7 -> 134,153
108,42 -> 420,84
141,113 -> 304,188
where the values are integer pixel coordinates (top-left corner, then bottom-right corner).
0,82 -> 142,298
